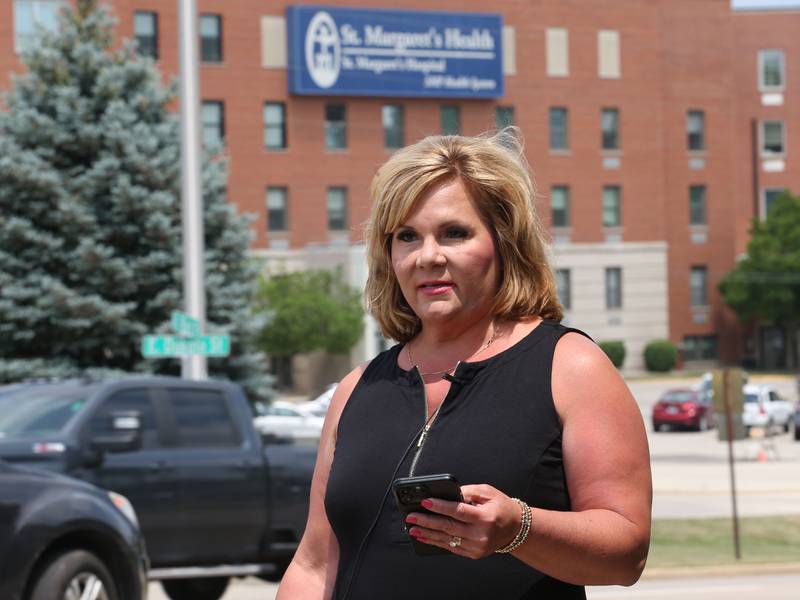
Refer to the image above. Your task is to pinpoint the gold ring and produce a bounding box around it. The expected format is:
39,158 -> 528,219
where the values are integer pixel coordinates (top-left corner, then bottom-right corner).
448,536 -> 462,548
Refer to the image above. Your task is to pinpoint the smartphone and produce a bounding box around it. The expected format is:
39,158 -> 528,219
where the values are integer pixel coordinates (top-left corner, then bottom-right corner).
392,473 -> 463,556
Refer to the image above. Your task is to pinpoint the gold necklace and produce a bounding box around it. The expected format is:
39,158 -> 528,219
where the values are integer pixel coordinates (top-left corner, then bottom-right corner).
406,323 -> 501,377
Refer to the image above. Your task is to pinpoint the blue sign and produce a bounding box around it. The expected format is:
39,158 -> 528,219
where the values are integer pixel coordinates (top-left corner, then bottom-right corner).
287,6 -> 504,99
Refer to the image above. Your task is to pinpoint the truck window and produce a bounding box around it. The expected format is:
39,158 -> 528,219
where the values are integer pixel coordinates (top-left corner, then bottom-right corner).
90,389 -> 160,449
0,387 -> 90,439
168,389 -> 241,447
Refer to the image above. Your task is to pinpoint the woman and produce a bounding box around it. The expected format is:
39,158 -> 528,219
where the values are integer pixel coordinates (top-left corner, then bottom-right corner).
277,130 -> 651,599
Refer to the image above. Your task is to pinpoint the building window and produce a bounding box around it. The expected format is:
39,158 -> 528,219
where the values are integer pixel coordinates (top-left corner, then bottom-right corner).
266,187 -> 288,231
440,105 -> 460,135
763,188 -> 786,218
598,30 -> 621,79
549,107 -> 569,151
551,186 -> 570,228
601,108 -> 619,150
683,335 -> 718,361
495,106 -> 514,129
758,50 -> 785,91
134,11 -> 158,59
327,187 -> 348,231
201,101 -> 224,149
602,186 -> 621,227
264,102 -> 286,150
14,0 -> 65,54
687,110 -> 705,151
200,14 -> 222,63
556,268 -> 571,310
546,28 -> 569,77
690,266 -> 708,307
761,120 -> 785,156
605,267 -> 622,309
325,103 -> 347,150
383,104 -> 404,149
689,185 -> 707,226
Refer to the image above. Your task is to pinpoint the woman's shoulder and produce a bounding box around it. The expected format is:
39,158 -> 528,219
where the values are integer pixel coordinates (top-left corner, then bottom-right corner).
551,329 -> 628,415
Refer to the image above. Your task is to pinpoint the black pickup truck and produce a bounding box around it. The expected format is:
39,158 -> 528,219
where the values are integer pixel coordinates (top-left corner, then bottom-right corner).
0,377 -> 317,600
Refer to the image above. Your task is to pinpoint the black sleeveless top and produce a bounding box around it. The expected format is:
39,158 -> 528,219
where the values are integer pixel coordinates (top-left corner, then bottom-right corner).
325,320 -> 588,599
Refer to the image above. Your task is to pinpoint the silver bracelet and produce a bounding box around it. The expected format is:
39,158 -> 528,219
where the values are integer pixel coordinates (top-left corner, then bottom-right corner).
494,498 -> 532,554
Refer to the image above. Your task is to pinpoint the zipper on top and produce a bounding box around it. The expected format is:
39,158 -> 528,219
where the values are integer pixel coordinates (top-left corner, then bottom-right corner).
408,361 -> 461,477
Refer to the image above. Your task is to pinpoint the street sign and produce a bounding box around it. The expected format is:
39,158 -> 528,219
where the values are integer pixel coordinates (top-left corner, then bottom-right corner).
171,310 -> 201,337
712,368 -> 745,415
715,413 -> 746,441
141,335 -> 230,358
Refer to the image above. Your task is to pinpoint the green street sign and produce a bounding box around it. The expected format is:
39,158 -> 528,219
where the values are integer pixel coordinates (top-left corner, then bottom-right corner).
141,335 -> 230,358
171,311 -> 201,337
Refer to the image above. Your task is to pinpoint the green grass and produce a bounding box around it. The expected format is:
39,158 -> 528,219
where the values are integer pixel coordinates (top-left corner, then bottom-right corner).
648,515 -> 800,568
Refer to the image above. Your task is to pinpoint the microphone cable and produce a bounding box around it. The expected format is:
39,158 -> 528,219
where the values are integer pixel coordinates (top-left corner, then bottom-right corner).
337,408 -> 439,600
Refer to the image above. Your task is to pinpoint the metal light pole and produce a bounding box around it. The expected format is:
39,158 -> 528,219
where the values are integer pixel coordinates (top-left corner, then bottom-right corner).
178,0 -> 207,380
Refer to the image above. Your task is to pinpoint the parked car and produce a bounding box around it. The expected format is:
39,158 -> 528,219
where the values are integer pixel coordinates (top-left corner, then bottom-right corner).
0,377 -> 316,600
0,459 -> 148,600
652,388 -> 714,431
254,400 -> 325,439
297,383 -> 338,417
743,383 -> 794,435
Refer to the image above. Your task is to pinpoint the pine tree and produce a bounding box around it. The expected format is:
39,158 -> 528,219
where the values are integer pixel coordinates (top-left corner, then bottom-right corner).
0,0 -> 273,400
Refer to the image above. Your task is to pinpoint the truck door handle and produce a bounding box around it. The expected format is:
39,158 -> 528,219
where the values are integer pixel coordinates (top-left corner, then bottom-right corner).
148,460 -> 169,472
234,459 -> 256,470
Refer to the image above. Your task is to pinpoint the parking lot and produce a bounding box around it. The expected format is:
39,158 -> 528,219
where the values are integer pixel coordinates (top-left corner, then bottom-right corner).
629,375 -> 800,519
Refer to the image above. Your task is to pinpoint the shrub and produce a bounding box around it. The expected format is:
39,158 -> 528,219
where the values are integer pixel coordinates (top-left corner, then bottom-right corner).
599,341 -> 626,368
644,340 -> 678,372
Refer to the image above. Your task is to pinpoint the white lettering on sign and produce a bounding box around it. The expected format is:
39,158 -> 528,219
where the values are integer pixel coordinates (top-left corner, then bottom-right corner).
443,28 -> 495,50
423,75 -> 497,91
364,25 -> 441,50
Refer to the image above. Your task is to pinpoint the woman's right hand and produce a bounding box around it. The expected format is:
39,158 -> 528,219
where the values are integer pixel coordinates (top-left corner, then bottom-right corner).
404,484 -> 523,559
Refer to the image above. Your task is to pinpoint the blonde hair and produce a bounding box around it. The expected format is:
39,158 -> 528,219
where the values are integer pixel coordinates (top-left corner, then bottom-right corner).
364,128 -> 563,343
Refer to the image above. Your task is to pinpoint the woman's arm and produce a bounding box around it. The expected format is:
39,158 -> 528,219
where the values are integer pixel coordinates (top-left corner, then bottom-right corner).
276,364 -> 366,600
511,331 -> 652,584
405,332 -> 652,585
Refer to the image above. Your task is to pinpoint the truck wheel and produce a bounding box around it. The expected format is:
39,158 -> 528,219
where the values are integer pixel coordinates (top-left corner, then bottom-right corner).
29,549 -> 117,600
260,559 -> 290,582
162,577 -> 230,600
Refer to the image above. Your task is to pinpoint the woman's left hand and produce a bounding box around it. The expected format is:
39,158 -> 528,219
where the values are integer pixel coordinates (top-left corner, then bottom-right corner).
405,484 -> 523,558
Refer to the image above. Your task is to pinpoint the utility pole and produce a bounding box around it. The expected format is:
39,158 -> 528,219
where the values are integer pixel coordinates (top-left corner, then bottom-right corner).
178,0 -> 207,380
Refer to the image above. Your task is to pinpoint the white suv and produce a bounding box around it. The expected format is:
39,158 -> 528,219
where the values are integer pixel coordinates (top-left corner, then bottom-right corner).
743,384 -> 794,435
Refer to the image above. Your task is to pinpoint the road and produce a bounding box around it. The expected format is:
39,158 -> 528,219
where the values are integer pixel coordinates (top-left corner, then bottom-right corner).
587,573 -> 800,599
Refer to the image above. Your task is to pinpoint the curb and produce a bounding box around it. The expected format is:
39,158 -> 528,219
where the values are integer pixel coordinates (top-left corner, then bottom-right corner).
642,561 -> 800,580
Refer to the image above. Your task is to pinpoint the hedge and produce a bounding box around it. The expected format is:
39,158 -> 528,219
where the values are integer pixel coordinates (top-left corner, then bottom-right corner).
644,340 -> 678,372
599,340 -> 626,368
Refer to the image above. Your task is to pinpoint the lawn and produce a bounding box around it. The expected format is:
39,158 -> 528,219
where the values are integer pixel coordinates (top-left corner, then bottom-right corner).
647,515 -> 800,568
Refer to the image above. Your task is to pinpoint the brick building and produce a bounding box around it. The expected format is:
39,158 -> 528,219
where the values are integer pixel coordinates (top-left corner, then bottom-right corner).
2,0 -> 798,382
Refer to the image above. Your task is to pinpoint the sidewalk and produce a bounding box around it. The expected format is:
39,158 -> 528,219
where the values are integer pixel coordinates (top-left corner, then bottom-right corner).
643,562 -> 800,580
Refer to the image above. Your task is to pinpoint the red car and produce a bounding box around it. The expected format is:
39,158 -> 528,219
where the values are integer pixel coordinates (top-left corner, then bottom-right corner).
652,388 -> 714,432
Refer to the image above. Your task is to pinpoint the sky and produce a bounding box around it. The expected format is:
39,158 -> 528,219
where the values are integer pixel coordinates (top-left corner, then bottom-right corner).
731,0 -> 800,9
